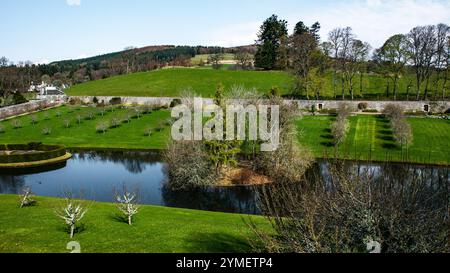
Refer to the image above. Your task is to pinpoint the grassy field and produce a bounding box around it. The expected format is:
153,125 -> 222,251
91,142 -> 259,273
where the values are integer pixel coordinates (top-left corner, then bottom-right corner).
66,67 -> 448,100
1,105 -> 449,164
297,115 -> 450,165
66,68 -> 294,98
0,105 -> 172,150
191,53 -> 236,65
0,195 -> 267,253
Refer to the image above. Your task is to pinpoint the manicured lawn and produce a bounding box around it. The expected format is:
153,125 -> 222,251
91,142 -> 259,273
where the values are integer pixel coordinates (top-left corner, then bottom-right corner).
297,115 -> 450,165
0,195 -> 267,253
0,105 -> 171,150
2,105 -> 449,164
66,68 -> 294,98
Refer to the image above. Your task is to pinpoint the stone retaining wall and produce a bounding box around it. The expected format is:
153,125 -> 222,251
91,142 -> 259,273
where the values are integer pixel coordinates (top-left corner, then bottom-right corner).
293,100 -> 450,113
0,99 -> 64,120
67,96 -> 449,113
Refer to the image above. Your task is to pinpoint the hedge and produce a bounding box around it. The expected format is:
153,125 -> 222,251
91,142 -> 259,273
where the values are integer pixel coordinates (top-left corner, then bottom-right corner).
0,143 -> 66,164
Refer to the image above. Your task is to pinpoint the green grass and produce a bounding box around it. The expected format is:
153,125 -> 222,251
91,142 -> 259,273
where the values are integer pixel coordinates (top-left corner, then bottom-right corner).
1,106 -> 449,164
191,53 -> 236,65
0,195 -> 268,253
0,105 -> 172,150
66,68 -> 294,98
297,115 -> 450,165
66,67 -> 447,100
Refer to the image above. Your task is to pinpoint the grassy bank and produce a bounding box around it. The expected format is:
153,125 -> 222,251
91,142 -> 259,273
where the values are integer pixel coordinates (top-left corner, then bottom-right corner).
0,105 -> 172,150
66,68 -> 294,97
65,67 -> 447,100
0,195 -> 267,253
297,115 -> 450,165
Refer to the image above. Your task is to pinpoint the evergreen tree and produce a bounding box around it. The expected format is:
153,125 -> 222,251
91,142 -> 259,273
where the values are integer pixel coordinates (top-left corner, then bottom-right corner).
255,14 -> 288,70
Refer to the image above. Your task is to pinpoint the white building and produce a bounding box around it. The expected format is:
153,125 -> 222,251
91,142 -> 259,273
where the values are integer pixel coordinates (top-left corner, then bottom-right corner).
28,81 -> 65,96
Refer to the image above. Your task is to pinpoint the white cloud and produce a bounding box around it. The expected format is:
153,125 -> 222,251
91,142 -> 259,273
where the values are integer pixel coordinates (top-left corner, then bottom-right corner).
298,0 -> 450,49
66,0 -> 81,6
211,0 -> 450,49
208,22 -> 260,47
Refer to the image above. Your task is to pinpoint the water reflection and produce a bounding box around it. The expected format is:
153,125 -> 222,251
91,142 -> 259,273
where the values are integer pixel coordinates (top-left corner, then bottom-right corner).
0,150 -> 448,215
0,151 -> 258,214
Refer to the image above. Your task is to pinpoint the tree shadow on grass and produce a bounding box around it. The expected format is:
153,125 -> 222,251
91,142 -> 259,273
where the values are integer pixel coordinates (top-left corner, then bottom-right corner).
56,223 -> 87,236
320,129 -> 334,147
183,232 -> 252,253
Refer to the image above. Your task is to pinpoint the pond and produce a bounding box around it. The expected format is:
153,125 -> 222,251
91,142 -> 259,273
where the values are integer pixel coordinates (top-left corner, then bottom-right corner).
0,150 -> 259,214
0,150 -> 449,215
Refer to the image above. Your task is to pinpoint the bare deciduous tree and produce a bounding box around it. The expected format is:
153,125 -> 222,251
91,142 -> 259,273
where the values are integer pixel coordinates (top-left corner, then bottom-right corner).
406,25 -> 437,100
114,185 -> 140,226
19,187 -> 36,208
54,197 -> 88,239
249,162 -> 450,253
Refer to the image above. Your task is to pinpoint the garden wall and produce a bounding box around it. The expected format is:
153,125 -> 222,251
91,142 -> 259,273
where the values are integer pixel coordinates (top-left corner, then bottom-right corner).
45,95 -> 450,114
0,99 -> 64,120
294,100 -> 450,113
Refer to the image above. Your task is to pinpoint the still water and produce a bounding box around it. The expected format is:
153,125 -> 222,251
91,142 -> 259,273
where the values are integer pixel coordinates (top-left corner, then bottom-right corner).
0,150 -> 449,214
0,151 -> 259,214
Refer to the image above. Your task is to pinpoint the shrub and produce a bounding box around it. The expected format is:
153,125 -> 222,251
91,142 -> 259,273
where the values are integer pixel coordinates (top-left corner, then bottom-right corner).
250,162 -> 450,253
11,119 -> 22,129
42,126 -> 52,135
19,187 -> 36,208
142,104 -> 154,114
163,140 -> 218,190
391,118 -> 413,147
358,102 -> 368,111
383,104 -> 404,121
144,127 -> 152,137
110,117 -> 121,128
170,99 -> 182,108
12,92 -> 28,105
165,118 -> 173,126
331,118 -> 350,146
30,115 -> 38,125
68,97 -> 81,105
76,114 -> 82,125
85,111 -> 95,120
96,122 -> 108,134
63,119 -> 71,128
269,86 -> 281,98
123,112 -> 132,123
93,97 -> 99,104
134,107 -> 142,119
337,103 -> 354,120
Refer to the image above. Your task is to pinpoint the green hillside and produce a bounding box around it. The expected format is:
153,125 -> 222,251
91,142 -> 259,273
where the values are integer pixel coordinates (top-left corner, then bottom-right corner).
66,68 -> 294,98
66,67 -> 447,100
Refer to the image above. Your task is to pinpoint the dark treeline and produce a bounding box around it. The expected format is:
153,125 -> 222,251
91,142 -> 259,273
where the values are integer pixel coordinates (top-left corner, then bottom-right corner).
0,45 -> 241,96
254,14 -> 450,101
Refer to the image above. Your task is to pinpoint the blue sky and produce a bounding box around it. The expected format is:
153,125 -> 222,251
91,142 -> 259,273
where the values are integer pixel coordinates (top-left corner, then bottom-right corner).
1,0 -> 449,63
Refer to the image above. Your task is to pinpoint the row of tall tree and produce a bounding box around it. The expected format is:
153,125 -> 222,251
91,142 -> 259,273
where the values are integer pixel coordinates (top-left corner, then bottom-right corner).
254,14 -> 450,100
373,24 -> 450,100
